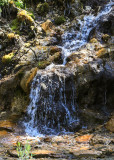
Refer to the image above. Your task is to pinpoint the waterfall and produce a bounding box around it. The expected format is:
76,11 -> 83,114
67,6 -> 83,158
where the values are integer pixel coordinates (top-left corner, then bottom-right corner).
24,1 -> 113,136
24,69 -> 79,136
61,1 -> 114,64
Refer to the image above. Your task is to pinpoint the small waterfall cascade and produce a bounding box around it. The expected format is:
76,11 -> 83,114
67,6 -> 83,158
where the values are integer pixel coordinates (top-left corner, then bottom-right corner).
24,1 -> 113,136
61,1 -> 114,64
24,68 -> 79,136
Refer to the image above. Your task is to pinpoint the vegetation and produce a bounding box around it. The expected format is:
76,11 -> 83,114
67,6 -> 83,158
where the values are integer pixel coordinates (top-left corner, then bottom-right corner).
90,38 -> 98,43
16,141 -> 33,159
36,2 -> 49,15
2,52 -> 14,63
0,0 -> 8,6
54,16 -> 66,25
17,10 -> 34,24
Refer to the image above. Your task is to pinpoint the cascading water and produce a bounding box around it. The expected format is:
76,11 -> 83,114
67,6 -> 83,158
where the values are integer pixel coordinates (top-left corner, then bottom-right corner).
61,1 -> 114,64
24,69 -> 79,136
24,1 -> 113,136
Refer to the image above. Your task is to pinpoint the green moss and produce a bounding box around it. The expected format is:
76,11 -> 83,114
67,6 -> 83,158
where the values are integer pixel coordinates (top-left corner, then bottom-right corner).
38,60 -> 51,69
37,2 -> 49,15
28,12 -> 35,19
2,52 -> 14,64
14,0 -> 24,9
10,19 -> 20,34
54,16 -> 66,25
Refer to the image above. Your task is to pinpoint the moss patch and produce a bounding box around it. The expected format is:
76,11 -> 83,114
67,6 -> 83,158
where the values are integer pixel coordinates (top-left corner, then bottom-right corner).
54,16 -> 66,25
38,60 -> 51,69
37,2 -> 49,15
2,52 -> 14,64
10,19 -> 20,34
90,38 -> 98,43
17,10 -> 34,24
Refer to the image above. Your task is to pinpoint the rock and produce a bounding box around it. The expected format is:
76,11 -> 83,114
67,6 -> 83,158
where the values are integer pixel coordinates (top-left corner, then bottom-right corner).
90,134 -> 114,145
20,67 -> 38,93
0,130 -> 10,137
8,149 -> 56,158
70,149 -> 102,158
75,134 -> 93,143
0,120 -> 15,132
102,34 -> 110,42
32,150 -> 56,158
96,48 -> 108,58
50,46 -> 62,55
105,115 -> 114,132
11,91 -> 29,113
41,19 -> 54,35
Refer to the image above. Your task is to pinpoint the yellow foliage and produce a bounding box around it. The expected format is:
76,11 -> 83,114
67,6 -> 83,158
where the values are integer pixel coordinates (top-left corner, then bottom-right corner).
17,10 -> 34,24
7,33 -> 15,39
2,52 -> 14,63
9,0 -> 14,5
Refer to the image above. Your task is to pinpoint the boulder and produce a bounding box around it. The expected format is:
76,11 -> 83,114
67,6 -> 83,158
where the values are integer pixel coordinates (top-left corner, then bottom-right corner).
105,114 -> 114,132
20,67 -> 38,93
41,19 -> 54,35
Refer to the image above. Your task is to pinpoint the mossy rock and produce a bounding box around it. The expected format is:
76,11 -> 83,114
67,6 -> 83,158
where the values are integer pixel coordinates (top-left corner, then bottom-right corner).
20,67 -> 38,93
54,16 -> 66,25
102,34 -> 110,42
2,52 -> 14,64
36,2 -> 49,15
37,60 -> 51,69
90,38 -> 98,43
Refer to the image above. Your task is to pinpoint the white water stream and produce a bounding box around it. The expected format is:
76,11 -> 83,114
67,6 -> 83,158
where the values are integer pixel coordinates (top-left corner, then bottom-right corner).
24,1 -> 114,136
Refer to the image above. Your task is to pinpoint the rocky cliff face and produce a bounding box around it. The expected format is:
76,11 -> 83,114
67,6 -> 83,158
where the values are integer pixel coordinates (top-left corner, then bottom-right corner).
0,0 -> 114,132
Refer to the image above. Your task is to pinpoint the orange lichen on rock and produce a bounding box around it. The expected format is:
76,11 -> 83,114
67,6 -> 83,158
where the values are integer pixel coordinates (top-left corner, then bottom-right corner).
0,130 -> 9,137
26,67 -> 38,90
75,134 -> 93,143
0,120 -> 15,129
41,19 -> 54,34
96,48 -> 107,58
